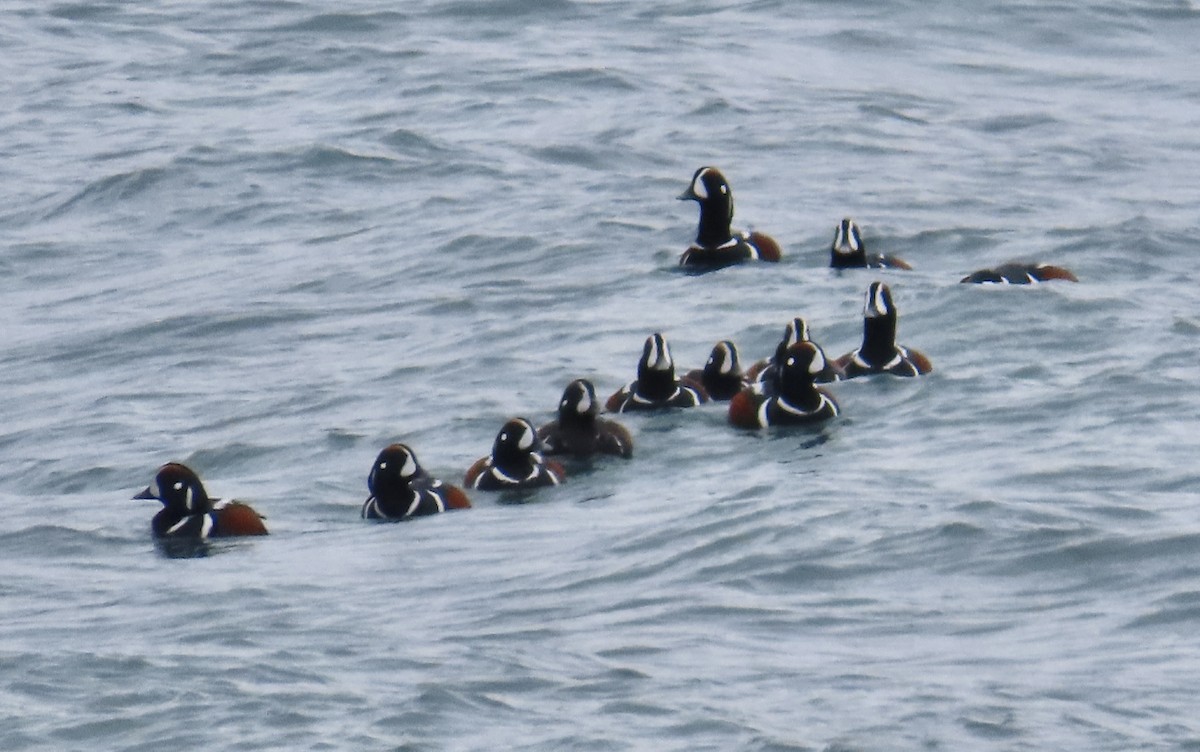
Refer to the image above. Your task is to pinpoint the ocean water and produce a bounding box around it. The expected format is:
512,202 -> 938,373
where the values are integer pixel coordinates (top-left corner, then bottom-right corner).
3,0 -> 1200,749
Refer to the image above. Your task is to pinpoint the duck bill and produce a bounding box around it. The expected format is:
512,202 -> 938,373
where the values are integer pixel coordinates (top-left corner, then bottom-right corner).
133,486 -> 156,500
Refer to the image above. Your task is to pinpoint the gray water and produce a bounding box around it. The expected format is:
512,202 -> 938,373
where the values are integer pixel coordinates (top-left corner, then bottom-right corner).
3,1 -> 1200,749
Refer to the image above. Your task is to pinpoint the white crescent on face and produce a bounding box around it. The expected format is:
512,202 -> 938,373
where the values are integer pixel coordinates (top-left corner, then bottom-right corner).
787,318 -> 809,344
400,451 -> 417,478
865,284 -> 889,318
808,348 -> 826,376
716,343 -> 735,375
517,423 -> 534,451
647,336 -> 672,371
692,171 -> 709,199
576,388 -> 592,414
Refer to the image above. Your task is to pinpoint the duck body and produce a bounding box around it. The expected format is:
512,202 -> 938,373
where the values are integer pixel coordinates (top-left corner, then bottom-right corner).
678,166 -> 782,271
830,218 -> 911,270
960,262 -> 1077,284
362,444 -> 471,520
465,418 -> 566,491
729,342 -> 840,428
135,463 -> 268,539
607,333 -> 709,412
834,281 -> 932,379
538,379 -> 633,459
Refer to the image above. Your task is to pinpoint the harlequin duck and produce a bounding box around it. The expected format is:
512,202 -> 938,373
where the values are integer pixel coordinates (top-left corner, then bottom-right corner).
830,218 -> 912,270
606,332 -> 709,412
362,443 -> 471,520
960,262 -> 1078,284
465,417 -> 566,490
683,340 -> 747,401
747,317 -> 842,392
677,166 -> 782,270
538,379 -> 634,459
728,342 -> 840,428
134,462 -> 268,539
834,281 -> 933,378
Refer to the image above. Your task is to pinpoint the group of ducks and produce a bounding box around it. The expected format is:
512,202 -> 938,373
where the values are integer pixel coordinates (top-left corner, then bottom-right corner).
133,165 -> 1077,543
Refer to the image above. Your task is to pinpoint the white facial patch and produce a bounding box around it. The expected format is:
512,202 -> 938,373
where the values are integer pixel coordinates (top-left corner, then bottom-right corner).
400,452 -> 417,478
788,319 -> 808,344
648,336 -> 672,371
517,424 -> 534,451
692,172 -> 709,199
834,220 -> 859,253
576,389 -> 592,414
149,478 -> 162,499
808,348 -> 826,375
865,285 -> 889,318
833,224 -> 847,251
717,344 -> 734,374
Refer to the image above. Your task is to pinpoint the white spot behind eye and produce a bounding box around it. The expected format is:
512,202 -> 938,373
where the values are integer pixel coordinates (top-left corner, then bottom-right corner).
654,338 -> 672,370
809,350 -> 826,375
865,285 -> 888,317
788,319 -> 808,344
646,336 -> 671,370
400,453 -> 417,477
173,481 -> 184,491
717,345 -> 734,374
